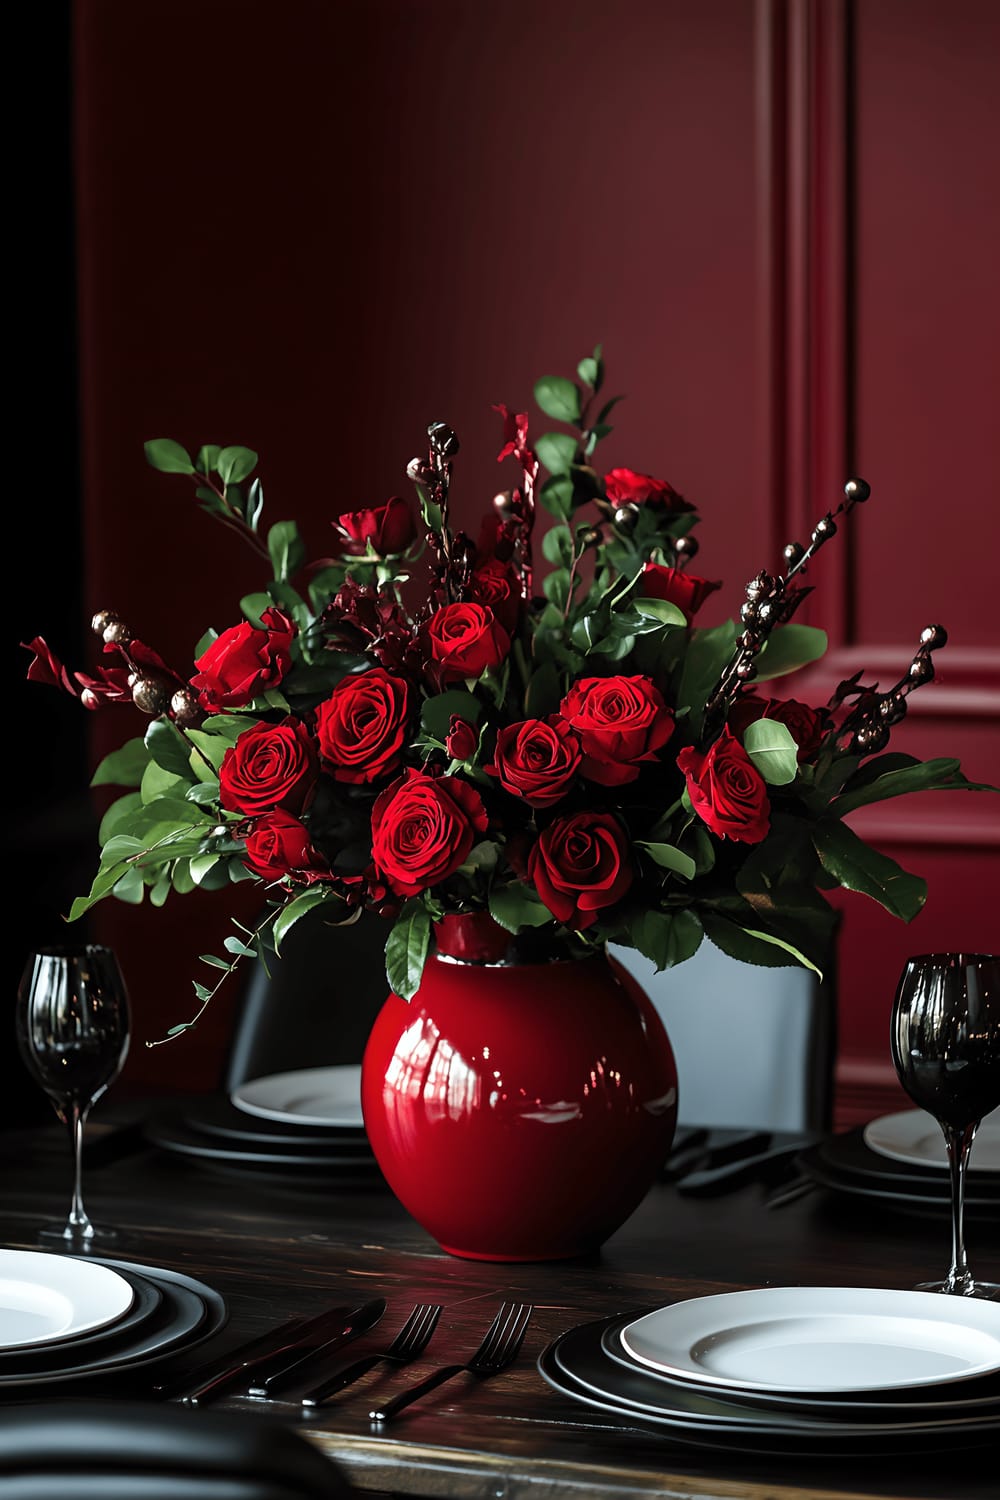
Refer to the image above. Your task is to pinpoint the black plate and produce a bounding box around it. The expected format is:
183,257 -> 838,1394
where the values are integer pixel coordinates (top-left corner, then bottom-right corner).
144,1112 -> 382,1173
0,1262 -> 163,1370
0,1258 -> 226,1388
538,1316 -> 1000,1457
820,1130 -> 1000,1198
598,1319 -> 1000,1417
798,1148 -> 1000,1220
181,1094 -> 371,1152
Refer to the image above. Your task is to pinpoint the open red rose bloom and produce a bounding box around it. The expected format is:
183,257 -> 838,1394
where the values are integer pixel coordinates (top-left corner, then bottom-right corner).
24,348 -> 989,1016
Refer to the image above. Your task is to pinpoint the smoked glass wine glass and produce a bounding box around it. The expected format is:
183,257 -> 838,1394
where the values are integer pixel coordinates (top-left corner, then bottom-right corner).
890,952 -> 999,1297
16,945 -> 131,1246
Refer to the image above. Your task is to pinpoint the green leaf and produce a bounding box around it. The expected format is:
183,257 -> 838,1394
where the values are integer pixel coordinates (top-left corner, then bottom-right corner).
246,477 -> 265,531
677,619 -> 737,730
91,737 -> 150,788
144,438 -> 194,475
194,628 -> 218,659
241,591 -> 272,629
596,395 -> 625,425
112,867 -> 145,905
635,843 -> 697,881
489,882 -> 553,933
99,791 -> 143,845
813,820 -> 927,921
68,837 -> 145,921
224,934 -> 258,958
273,887 -> 342,953
535,433 -> 578,476
755,625 -> 828,681
743,718 -> 799,785
267,519 -> 306,582
197,713 -> 252,743
701,913 -> 809,969
140,759 -> 189,804
172,860 -> 196,894
628,909 -> 703,972
534,375 -> 582,424
385,900 -> 432,1001
145,717 -> 194,778
216,445 -> 258,485
524,661 -> 561,719
195,444 -> 221,475
420,690 -> 483,742
542,525 -> 574,568
633,597 -> 687,628
833,757 -> 996,817
538,474 -> 574,520
577,356 -> 599,388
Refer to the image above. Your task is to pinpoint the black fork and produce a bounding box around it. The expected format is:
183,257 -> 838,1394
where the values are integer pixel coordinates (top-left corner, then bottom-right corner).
370,1302 -> 533,1423
299,1302 -> 444,1409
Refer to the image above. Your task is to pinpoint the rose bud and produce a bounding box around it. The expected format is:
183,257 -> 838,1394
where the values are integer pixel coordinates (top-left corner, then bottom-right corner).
335,496 -> 417,556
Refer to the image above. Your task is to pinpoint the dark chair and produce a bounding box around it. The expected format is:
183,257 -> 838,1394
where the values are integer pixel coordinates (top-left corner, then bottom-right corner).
0,1400 -> 354,1500
611,934 -> 838,1133
223,905 -> 390,1091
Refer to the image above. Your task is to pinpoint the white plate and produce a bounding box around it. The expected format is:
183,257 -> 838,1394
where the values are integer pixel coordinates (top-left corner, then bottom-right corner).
230,1065 -> 364,1129
619,1287 -> 1000,1394
864,1108 -> 1000,1174
0,1249 -> 134,1351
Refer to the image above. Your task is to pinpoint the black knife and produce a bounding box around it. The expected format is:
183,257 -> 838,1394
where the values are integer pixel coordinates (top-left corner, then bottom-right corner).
246,1296 -> 387,1399
164,1302 -> 356,1405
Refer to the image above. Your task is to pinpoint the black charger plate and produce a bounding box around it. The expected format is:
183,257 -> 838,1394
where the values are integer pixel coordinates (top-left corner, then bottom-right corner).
798,1147 -> 1000,1220
144,1112 -> 381,1174
0,1259 -> 226,1389
821,1130 -> 1000,1198
539,1315 -> 1000,1457
182,1094 -> 371,1152
599,1319 -> 1000,1417
0,1263 -> 162,1370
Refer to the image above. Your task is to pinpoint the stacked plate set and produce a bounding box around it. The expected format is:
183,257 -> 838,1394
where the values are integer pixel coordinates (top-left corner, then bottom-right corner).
0,1248 -> 225,1391
796,1107 -> 1000,1219
539,1285 -> 1000,1456
144,1065 -> 382,1182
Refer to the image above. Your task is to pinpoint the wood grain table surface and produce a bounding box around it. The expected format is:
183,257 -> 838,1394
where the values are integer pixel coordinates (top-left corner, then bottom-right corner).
0,1109 -> 996,1500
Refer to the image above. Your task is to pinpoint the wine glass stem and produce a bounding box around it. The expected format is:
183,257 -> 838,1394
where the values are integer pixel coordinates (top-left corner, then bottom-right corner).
942,1122 -> 977,1295
66,1103 -> 94,1239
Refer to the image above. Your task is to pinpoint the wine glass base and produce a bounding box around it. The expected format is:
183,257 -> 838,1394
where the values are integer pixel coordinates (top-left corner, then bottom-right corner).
37,1222 -> 122,1251
915,1279 -> 1000,1300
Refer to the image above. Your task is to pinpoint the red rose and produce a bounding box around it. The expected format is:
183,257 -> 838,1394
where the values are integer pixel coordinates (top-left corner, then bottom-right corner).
727,694 -> 826,763
243,811 -> 329,884
423,602 -> 510,682
528,810 -> 633,929
559,675 -> 674,786
316,668 -> 410,784
219,717 -> 318,816
603,467 -> 694,513
190,607 -> 295,713
488,717 -> 582,807
335,496 -> 416,556
445,716 -> 479,761
469,556 -> 522,634
371,769 -> 488,897
677,727 -> 770,843
642,563 -> 721,622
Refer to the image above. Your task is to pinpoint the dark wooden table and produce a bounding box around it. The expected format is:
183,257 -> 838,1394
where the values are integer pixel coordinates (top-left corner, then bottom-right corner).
1,1112 -> 996,1499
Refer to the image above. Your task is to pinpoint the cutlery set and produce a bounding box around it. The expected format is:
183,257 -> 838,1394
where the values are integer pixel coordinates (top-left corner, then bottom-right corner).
163,1298 -> 532,1422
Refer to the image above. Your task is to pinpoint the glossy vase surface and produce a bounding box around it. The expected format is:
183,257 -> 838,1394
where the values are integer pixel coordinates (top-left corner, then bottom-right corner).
361,914 -> 678,1261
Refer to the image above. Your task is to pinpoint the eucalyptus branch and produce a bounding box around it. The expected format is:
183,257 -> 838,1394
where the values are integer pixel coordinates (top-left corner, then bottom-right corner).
189,470 -> 271,561
146,903 -> 280,1048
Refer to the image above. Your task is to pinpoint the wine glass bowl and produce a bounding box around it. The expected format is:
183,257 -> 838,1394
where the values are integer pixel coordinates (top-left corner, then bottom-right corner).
891,952 -> 999,1298
16,944 -> 131,1246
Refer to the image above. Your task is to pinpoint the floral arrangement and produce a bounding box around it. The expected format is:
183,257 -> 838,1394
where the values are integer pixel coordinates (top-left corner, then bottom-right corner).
24,347 -> 992,1039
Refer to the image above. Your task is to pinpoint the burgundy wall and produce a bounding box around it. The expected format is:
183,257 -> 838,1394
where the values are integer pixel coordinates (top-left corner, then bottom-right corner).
71,0 -> 999,1107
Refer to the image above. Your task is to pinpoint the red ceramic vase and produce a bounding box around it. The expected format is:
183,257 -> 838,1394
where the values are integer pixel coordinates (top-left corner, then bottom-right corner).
361,913 -> 678,1261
